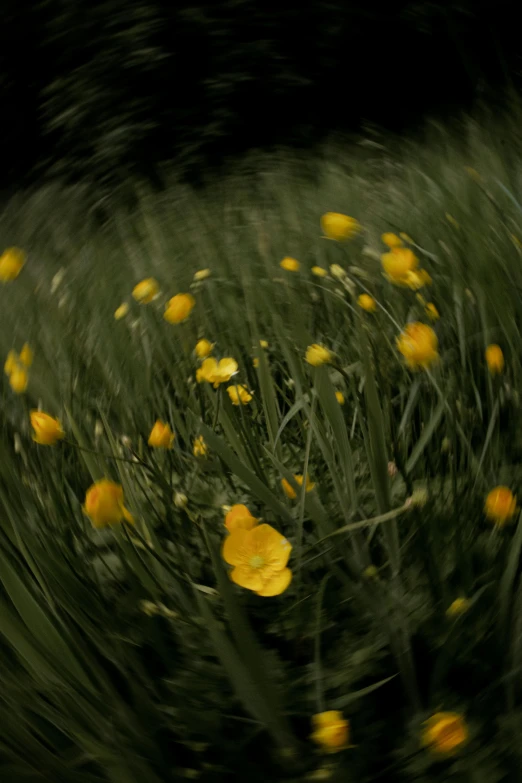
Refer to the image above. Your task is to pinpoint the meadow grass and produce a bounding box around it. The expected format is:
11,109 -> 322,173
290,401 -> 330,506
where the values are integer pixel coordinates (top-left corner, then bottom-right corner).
2,112 -> 522,782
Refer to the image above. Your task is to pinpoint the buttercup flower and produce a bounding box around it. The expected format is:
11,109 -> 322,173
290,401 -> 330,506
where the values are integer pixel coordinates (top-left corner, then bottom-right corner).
19,343 -> 33,367
425,303 -> 439,321
311,711 -> 351,753
222,523 -> 292,596
148,420 -> 175,449
9,367 -> 28,394
227,384 -> 252,405
83,479 -> 134,529
357,294 -> 377,312
114,303 -> 130,320
381,233 -> 402,248
164,293 -> 196,324
281,474 -> 315,500
321,213 -> 361,241
485,344 -> 504,375
30,411 -> 65,445
422,712 -> 468,755
311,266 -> 328,277
280,257 -> 300,272
195,338 -> 214,358
306,344 -> 333,367
0,247 -> 25,282
252,357 -> 259,368
446,598 -> 471,619
193,268 -> 211,281
193,435 -> 208,458
329,264 -> 346,279
484,486 -> 517,527
224,504 -> 258,532
196,357 -> 238,387
259,340 -> 269,349
381,247 -> 419,285
405,269 -> 432,290
132,278 -> 159,304
335,391 -> 345,405
4,350 -> 18,376
396,322 -> 439,370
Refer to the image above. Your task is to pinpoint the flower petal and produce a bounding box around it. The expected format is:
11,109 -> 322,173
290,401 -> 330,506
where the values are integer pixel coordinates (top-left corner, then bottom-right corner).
256,568 -> 292,596
250,524 -> 292,569
222,528 -> 251,565
230,565 -> 264,592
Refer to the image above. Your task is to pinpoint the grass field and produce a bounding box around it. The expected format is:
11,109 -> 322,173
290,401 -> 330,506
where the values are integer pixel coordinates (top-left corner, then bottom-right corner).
2,112 -> 522,782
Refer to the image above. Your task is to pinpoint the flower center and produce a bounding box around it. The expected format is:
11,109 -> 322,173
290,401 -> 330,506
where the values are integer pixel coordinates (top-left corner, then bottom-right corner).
249,555 -> 265,569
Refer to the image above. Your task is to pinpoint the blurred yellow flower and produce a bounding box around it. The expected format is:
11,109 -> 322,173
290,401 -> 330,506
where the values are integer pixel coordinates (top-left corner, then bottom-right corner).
306,344 -> 333,367
422,712 -> 468,755
164,293 -> 195,324
222,523 -> 292,596
335,391 -> 345,405
329,263 -> 346,279
446,598 -> 471,618
485,344 -> 504,375
193,435 -> 208,458
0,247 -> 25,282
311,711 -> 351,753
381,247 -> 419,285
280,257 -> 300,272
484,486 -> 517,527
425,303 -> 439,321
9,367 -> 28,394
19,343 -> 33,367
30,411 -> 65,446
405,269 -> 432,290
357,293 -> 377,312
396,322 -> 439,370
281,474 -> 315,500
227,383 -> 252,405
83,479 -> 134,529
193,268 -> 211,281
195,338 -> 214,358
132,278 -> 159,304
4,350 -> 18,376
381,233 -> 402,248
148,420 -> 175,449
114,303 -> 130,320
311,266 -> 328,277
253,357 -> 259,368
321,213 -> 361,241
197,357 -> 238,387
225,504 -> 258,532
259,340 -> 269,349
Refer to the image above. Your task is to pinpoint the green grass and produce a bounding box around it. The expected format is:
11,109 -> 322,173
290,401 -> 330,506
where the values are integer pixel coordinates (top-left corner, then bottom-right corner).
3,110 -> 522,782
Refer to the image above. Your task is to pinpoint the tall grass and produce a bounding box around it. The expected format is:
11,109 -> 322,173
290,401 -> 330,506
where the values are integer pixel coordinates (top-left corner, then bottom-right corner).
2,112 -> 522,782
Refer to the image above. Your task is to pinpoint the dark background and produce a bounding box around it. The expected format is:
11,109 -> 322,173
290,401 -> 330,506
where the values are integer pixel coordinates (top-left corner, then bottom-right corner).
2,1 -> 520,189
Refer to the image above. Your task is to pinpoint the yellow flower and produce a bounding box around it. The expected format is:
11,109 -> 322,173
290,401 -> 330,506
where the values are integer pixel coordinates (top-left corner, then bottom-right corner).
422,712 -> 468,755
259,340 -> 269,349
30,411 -> 65,446
311,266 -> 328,277
381,247 -> 419,285
19,343 -> 33,367
252,357 -> 259,368
196,357 -> 238,387
306,344 -> 333,367
396,322 -> 439,370
485,344 -> 504,375
425,303 -> 439,321
193,268 -> 211,281
335,391 -> 345,405
148,420 -> 175,449
83,479 -> 134,529
404,268 -> 432,290
227,384 -> 252,405
195,339 -> 214,359
224,504 -> 258,532
484,486 -> 517,527
164,293 -> 196,324
4,350 -> 19,376
281,474 -> 315,500
381,233 -> 403,248
357,294 -> 377,312
280,257 -> 300,272
329,264 -> 346,279
9,367 -> 28,394
321,213 -> 361,242
114,303 -> 130,320
311,711 -> 351,753
0,247 -> 25,282
222,523 -> 292,596
193,435 -> 208,458
132,278 -> 160,304
446,598 -> 471,619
